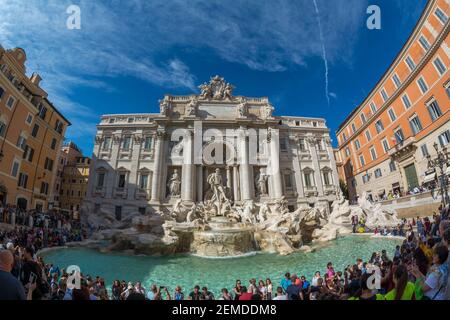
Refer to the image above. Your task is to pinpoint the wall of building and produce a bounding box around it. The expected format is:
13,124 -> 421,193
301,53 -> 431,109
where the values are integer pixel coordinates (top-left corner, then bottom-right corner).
336,0 -> 450,202
0,46 -> 70,211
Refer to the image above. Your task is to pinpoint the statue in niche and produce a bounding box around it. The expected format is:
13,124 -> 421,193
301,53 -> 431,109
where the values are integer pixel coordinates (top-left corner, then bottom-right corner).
168,169 -> 181,197
255,168 -> 268,196
207,168 -> 229,216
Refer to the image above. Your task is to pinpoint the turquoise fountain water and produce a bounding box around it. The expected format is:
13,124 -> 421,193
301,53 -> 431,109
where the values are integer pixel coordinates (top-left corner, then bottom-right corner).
41,235 -> 401,296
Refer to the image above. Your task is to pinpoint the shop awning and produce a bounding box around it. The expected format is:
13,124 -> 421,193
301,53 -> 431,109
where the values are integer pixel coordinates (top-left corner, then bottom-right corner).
423,172 -> 437,184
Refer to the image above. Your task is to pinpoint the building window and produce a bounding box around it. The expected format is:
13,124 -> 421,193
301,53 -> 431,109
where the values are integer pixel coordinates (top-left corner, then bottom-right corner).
360,113 -> 367,124
362,174 -> 370,184
342,133 -> 347,142
122,136 -> 131,151
359,155 -> 365,167
31,124 -> 39,138
51,138 -> 57,150
304,172 -> 313,188
409,114 -> 423,135
375,120 -> 384,134
44,158 -> 54,171
280,137 -> 288,151
402,94 -> 412,109
139,174 -> 148,189
0,120 -> 6,137
284,174 -> 293,190
6,96 -> 16,109
394,128 -> 405,144
435,7 -> 448,24
365,130 -> 371,141
0,86 -> 4,100
351,123 -> 356,133
381,88 -> 388,102
418,35 -> 430,51
438,130 -> 450,147
11,160 -> 20,178
370,147 -> 377,161
38,104 -> 47,120
389,161 -> 397,172
40,182 -> 49,195
18,172 -> 28,188
118,174 -> 126,188
23,146 -> 34,162
421,144 -> 429,158
97,173 -> 105,187
427,100 -> 442,121
354,139 -> 360,151
405,56 -> 415,71
388,108 -> 397,122
392,74 -> 401,88
382,139 -> 390,152
144,136 -> 153,151
417,77 -> 428,94
370,102 -> 377,114
17,135 -> 27,150
322,170 -> 332,186
446,83 -> 450,99
25,113 -> 33,125
299,138 -> 307,152
55,120 -> 64,134
345,147 -> 350,157
102,137 -> 112,151
374,168 -> 382,178
433,57 -> 446,76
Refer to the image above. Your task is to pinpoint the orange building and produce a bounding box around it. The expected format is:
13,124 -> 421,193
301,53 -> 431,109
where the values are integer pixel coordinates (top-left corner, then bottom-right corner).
0,46 -> 71,211
336,0 -> 449,202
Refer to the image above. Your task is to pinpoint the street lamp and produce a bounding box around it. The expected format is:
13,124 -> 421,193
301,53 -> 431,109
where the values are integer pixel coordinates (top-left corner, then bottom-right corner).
427,143 -> 449,206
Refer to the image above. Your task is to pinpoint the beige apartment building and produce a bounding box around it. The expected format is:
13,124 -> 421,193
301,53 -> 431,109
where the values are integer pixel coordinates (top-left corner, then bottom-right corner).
0,46 -> 71,211
59,142 -> 90,216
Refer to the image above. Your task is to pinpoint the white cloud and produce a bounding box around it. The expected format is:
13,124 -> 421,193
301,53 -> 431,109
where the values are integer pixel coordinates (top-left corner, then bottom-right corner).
0,0 -> 368,146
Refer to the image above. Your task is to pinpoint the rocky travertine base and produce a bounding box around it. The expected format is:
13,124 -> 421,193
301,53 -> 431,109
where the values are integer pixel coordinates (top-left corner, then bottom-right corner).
81,193 -> 401,257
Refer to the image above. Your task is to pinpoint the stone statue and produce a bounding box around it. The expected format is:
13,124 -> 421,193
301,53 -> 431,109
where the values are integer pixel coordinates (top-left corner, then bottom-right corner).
186,204 -> 198,223
168,169 -> 181,197
240,200 -> 256,224
185,98 -> 197,117
159,98 -> 170,116
207,168 -> 229,215
255,168 -> 268,196
257,202 -> 270,223
237,97 -> 247,118
261,102 -> 274,120
199,82 -> 212,99
224,83 -> 234,100
274,196 -> 289,215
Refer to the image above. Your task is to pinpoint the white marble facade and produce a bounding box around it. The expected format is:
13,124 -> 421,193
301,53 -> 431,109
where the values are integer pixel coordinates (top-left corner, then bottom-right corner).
83,76 -> 339,219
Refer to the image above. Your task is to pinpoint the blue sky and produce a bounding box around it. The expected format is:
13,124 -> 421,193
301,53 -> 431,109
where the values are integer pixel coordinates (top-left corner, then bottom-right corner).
0,0 -> 428,155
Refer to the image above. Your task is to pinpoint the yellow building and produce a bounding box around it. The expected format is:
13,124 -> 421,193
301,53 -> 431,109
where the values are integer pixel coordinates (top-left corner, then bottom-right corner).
59,142 -> 90,217
0,45 -> 71,211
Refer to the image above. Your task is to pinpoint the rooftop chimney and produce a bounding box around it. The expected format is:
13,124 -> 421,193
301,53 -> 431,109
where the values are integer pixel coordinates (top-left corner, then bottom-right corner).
30,72 -> 42,86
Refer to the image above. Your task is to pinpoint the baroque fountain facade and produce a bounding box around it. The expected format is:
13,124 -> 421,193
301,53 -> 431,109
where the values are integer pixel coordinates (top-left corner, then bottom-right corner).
81,76 -> 400,257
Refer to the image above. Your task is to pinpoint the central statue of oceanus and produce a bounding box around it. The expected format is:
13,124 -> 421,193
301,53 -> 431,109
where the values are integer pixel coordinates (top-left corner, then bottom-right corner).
207,168 -> 229,216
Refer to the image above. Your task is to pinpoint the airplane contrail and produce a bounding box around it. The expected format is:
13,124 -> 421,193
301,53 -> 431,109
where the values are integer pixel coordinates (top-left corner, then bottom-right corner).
312,0 -> 331,107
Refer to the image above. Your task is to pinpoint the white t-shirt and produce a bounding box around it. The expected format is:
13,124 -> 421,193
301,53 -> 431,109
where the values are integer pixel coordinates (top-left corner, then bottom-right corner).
425,269 -> 446,300
273,294 -> 287,300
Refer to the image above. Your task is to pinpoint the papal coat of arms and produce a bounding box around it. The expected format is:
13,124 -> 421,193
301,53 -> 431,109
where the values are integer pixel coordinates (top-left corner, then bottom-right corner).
198,75 -> 235,100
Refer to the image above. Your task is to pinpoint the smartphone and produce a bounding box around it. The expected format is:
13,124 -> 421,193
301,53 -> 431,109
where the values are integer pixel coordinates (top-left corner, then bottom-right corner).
29,272 -> 37,284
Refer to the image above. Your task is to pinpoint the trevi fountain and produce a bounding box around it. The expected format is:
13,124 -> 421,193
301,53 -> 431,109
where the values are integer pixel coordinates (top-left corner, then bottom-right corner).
77,76 -> 401,258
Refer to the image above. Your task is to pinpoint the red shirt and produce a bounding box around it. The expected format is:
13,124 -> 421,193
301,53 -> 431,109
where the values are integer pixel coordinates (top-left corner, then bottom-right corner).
239,292 -> 253,300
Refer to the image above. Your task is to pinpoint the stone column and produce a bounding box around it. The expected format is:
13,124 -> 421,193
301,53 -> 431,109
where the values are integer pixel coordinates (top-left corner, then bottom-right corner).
233,166 -> 240,202
150,130 -> 165,202
269,127 -> 283,199
326,137 -> 339,188
197,165 -> 203,203
181,130 -> 194,203
239,126 -> 252,201
128,132 -> 143,201
226,166 -> 232,190
309,137 -> 324,196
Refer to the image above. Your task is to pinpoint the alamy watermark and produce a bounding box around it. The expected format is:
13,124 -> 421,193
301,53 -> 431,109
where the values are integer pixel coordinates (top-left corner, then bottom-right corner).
367,5 -> 381,30
66,5 -> 81,30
